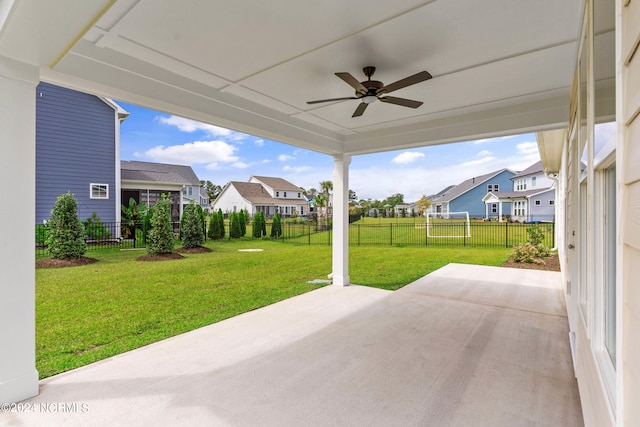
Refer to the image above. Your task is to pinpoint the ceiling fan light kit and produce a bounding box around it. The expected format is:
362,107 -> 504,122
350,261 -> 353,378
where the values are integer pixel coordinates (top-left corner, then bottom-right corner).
307,66 -> 432,117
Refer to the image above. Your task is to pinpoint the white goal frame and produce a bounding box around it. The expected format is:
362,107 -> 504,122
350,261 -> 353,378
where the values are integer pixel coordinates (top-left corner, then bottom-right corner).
425,211 -> 471,238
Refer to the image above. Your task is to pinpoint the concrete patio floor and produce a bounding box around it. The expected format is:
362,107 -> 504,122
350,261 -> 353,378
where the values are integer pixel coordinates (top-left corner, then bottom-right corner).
2,263 -> 583,427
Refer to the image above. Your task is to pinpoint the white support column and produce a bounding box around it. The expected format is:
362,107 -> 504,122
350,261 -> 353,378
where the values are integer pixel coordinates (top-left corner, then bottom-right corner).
498,202 -> 503,222
0,57 -> 40,402
332,154 -> 351,287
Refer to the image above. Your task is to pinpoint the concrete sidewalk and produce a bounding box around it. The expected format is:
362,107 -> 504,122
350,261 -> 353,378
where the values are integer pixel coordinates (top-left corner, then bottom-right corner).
2,263 -> 582,426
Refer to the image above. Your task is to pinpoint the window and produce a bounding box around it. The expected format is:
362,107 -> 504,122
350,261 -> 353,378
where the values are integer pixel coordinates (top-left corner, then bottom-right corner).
515,179 -> 526,191
276,191 -> 279,197
487,184 -> 499,192
549,200 -> 555,206
532,176 -> 537,188
90,183 -> 109,199
535,200 -> 541,206
603,165 -> 616,365
491,203 -> 497,213
284,192 -> 287,197
513,200 -> 526,217
298,192 -> 301,198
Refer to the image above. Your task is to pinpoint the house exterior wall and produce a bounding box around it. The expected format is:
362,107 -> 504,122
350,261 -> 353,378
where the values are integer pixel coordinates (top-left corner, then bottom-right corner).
529,190 -> 556,221
450,170 -> 515,217
213,185 -> 254,214
36,82 -> 117,223
514,172 -> 554,191
620,0 -> 640,424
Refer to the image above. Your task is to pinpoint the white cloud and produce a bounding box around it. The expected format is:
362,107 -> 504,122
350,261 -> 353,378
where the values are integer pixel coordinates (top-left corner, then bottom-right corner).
144,140 -> 239,168
283,165 -> 311,173
262,159 -> 271,163
516,141 -> 539,155
460,156 -> 496,167
254,139 -> 264,147
156,115 -> 243,140
391,151 -> 425,165
477,150 -> 492,157
278,154 -> 294,162
233,162 -> 249,169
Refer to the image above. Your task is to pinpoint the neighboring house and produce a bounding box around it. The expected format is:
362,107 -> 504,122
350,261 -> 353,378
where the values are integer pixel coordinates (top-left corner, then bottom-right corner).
482,161 -> 556,222
394,203 -> 414,217
35,82 -> 129,224
120,160 -> 202,221
426,169 -> 516,218
213,176 -> 308,218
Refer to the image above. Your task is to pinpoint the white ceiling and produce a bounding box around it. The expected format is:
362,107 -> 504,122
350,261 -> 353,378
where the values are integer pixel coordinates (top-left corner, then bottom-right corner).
1,0 -> 612,156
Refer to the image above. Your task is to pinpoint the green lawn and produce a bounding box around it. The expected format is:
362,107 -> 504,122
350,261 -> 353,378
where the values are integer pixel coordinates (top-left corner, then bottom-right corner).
36,240 -> 511,378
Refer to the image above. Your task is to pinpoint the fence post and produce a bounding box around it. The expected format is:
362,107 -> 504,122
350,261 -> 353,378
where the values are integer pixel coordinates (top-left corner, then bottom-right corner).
390,223 -> 393,246
358,224 -> 360,246
505,220 -> 509,248
552,222 -> 555,248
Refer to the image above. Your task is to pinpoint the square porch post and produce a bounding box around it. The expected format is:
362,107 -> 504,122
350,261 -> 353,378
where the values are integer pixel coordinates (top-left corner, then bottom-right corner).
332,154 -> 351,286
0,57 -> 40,402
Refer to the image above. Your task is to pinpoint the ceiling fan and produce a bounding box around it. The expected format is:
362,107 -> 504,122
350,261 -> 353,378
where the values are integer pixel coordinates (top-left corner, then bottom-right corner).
307,66 -> 432,117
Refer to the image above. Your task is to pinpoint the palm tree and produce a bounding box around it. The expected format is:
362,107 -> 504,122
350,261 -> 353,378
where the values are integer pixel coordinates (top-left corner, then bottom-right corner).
319,180 -> 333,227
315,194 -> 327,228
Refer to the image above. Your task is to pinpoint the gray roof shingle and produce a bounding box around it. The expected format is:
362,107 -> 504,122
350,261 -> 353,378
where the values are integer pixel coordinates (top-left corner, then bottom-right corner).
121,160 -> 200,185
251,176 -> 302,192
511,161 -> 543,179
433,169 -> 511,203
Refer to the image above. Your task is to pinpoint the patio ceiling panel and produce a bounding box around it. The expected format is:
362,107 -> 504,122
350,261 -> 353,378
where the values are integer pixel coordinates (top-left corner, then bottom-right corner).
2,0 -> 584,155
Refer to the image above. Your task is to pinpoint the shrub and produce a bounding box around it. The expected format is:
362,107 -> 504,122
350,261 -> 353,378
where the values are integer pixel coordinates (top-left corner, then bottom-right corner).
208,210 -> 222,240
84,212 -> 111,240
36,223 -> 49,246
197,205 -> 206,239
271,213 -> 282,238
218,209 -> 226,240
526,225 -> 545,246
229,212 -> 242,238
46,192 -> 87,259
146,194 -> 174,255
181,201 -> 204,248
511,242 -> 548,264
253,212 -> 264,238
238,209 -> 247,237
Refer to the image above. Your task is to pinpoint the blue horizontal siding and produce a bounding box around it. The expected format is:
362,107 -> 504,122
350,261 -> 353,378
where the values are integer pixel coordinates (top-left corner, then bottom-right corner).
450,170 -> 516,218
36,82 -> 117,223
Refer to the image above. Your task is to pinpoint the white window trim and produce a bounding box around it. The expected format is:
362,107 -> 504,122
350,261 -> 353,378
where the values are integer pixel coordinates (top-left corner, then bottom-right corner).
90,183 -> 109,199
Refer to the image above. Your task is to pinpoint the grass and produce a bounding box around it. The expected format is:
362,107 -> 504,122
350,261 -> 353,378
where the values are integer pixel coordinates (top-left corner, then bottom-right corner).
36,239 -> 511,378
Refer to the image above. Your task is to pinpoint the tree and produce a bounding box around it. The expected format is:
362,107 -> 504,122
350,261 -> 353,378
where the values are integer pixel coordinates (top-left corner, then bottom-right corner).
229,212 -> 242,238
415,195 -> 432,216
315,194 -> 327,226
181,201 -> 204,248
208,210 -> 222,240
46,192 -> 87,259
218,209 -> 226,239
383,193 -> 404,207
270,212 -> 282,238
252,211 -> 265,238
319,180 -> 333,226
146,193 -> 175,256
238,209 -> 247,237
196,205 -> 206,240
199,180 -> 223,201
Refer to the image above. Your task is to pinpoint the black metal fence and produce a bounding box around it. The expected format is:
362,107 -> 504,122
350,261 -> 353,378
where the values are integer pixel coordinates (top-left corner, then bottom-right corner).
36,219 -> 555,256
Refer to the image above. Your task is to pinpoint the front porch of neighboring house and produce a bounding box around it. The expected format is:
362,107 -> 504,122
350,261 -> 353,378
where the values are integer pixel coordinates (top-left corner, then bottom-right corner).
482,192 -> 514,222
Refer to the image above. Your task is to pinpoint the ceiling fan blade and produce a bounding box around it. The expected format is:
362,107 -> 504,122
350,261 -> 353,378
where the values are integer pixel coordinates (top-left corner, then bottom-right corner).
335,72 -> 367,93
379,96 -> 423,108
307,97 -> 359,105
352,102 -> 368,117
379,71 -> 432,94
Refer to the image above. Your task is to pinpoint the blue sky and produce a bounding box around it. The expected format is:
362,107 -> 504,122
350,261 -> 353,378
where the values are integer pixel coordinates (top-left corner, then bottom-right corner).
118,102 -> 541,202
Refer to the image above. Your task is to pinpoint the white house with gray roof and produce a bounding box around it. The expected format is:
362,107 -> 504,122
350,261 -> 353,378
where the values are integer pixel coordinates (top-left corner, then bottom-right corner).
121,160 -> 203,221
213,176 -> 308,218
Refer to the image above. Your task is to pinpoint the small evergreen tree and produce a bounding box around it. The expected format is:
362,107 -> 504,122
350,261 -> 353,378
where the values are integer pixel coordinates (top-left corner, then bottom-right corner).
238,209 -> 247,237
208,210 -> 222,239
146,194 -> 174,255
46,192 -> 87,259
197,205 -> 206,240
270,212 -> 282,239
181,201 -> 204,248
218,209 -> 226,239
260,212 -> 267,236
252,212 -> 264,238
229,212 -> 242,238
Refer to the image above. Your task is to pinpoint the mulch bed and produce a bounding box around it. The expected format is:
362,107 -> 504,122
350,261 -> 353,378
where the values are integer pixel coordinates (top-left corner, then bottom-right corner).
36,257 -> 99,269
137,252 -> 184,261
175,246 -> 212,254
501,254 -> 560,272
